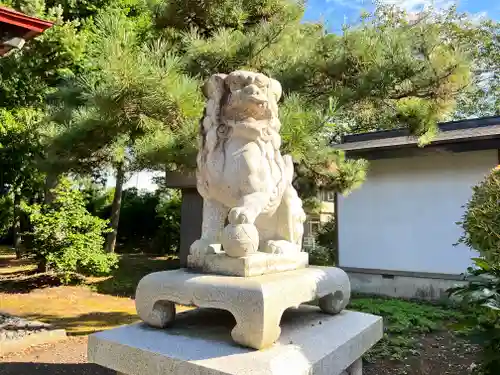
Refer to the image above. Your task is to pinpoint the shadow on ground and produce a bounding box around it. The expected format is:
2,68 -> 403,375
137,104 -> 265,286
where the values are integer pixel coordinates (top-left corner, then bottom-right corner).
19,312 -> 139,336
91,255 -> 180,298
0,363 -> 114,375
0,253 -> 179,296
0,273 -> 77,294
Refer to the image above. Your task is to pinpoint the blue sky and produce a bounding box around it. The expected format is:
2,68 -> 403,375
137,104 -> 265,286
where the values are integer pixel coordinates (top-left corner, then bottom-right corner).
304,0 -> 499,32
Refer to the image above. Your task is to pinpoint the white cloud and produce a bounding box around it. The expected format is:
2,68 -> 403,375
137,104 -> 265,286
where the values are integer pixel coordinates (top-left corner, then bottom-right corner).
326,0 -> 366,11
377,0 -> 457,12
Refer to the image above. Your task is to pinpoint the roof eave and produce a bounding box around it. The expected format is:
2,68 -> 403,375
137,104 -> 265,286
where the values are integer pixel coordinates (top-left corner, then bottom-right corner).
0,7 -> 53,34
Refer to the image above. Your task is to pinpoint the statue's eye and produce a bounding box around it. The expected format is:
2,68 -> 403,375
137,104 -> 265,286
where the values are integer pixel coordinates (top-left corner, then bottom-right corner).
229,82 -> 241,92
254,75 -> 269,88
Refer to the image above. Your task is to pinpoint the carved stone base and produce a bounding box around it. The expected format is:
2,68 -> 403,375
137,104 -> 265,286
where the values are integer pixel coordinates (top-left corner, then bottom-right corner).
135,266 -> 351,350
89,307 -> 383,375
187,251 -> 309,277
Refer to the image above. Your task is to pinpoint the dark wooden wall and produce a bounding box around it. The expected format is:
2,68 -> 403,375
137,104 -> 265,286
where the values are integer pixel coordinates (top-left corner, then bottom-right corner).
179,188 -> 203,267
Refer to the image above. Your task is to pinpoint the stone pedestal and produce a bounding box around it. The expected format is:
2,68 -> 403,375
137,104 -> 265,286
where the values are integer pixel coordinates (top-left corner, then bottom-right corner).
88,306 -> 383,375
135,267 -> 350,350
187,251 -> 309,277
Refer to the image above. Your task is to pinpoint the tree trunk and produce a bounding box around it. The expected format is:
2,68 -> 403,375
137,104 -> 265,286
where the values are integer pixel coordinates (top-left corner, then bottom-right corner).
105,163 -> 125,253
13,193 -> 22,259
44,173 -> 58,205
37,258 -> 48,273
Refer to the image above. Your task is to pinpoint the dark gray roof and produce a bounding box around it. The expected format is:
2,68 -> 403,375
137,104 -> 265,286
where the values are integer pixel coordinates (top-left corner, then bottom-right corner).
337,116 -> 500,152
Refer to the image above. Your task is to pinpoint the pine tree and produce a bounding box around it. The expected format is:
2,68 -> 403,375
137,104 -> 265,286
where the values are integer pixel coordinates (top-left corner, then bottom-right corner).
47,9 -> 203,252
48,1 -> 499,244
147,1 -> 497,199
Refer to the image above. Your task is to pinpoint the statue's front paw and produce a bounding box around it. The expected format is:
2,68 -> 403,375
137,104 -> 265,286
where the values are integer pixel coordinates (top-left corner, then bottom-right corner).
228,207 -> 256,225
190,239 -> 220,258
261,240 -> 300,255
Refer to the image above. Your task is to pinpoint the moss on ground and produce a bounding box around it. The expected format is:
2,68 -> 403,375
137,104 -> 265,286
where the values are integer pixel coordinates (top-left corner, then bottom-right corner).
349,296 -> 474,361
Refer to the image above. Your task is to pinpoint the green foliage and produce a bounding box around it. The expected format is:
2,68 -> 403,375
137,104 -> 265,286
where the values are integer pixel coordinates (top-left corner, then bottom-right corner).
0,108 -> 45,196
153,0 -> 300,37
456,167 -> 500,264
155,190 -> 181,254
452,17 -> 499,118
448,258 -> 500,374
315,217 -> 336,249
350,297 -> 468,361
0,195 -> 14,239
24,178 -> 117,278
305,217 -> 337,266
0,7 -> 88,109
307,245 -> 335,267
49,9 -> 203,169
84,186 -> 181,254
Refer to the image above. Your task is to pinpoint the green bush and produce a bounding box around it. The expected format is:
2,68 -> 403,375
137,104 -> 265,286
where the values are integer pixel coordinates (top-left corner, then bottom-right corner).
24,178 -> 118,278
307,218 -> 336,266
453,168 -> 500,374
85,186 -> 181,254
307,245 -> 336,266
448,258 -> 500,375
155,191 -> 181,255
456,167 -> 500,264
0,194 -> 13,241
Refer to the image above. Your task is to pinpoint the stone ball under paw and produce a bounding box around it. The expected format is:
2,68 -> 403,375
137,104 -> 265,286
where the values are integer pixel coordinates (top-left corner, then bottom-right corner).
221,223 -> 259,258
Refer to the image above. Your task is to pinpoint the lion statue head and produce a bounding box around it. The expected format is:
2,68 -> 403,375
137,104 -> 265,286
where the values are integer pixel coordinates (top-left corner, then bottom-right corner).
197,71 -> 286,199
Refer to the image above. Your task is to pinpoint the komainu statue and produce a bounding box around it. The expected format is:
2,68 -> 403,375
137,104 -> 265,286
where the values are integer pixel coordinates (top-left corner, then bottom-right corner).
134,71 -> 352,351
189,70 -> 307,273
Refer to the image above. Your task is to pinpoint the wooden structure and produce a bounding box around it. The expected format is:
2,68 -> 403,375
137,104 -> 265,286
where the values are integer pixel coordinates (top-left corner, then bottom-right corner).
0,6 -> 53,56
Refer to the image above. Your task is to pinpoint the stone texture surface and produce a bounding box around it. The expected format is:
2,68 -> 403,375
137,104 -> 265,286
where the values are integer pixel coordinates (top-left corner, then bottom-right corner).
88,306 -> 383,375
135,267 -> 351,349
0,313 -> 66,355
187,251 -> 309,277
189,70 -> 307,271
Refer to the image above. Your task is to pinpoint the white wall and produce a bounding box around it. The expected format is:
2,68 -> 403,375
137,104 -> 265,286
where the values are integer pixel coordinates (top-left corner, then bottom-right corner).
106,170 -> 162,192
338,149 -> 497,275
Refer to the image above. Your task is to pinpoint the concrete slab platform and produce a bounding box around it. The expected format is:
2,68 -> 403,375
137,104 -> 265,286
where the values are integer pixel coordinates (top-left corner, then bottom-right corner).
88,306 -> 382,375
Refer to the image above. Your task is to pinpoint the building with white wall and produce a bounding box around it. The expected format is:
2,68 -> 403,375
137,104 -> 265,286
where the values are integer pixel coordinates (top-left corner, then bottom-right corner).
336,116 -> 500,300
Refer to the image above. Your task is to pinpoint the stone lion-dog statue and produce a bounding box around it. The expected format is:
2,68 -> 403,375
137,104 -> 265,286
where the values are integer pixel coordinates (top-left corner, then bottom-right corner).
190,70 -> 306,263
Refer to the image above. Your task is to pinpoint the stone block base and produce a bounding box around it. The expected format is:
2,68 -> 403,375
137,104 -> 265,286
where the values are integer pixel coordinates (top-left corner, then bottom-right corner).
187,251 -> 309,277
88,307 -> 382,375
135,266 -> 350,349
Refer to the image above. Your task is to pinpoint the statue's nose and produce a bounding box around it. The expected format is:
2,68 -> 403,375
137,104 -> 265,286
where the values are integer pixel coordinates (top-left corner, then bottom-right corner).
244,84 -> 262,96
243,84 -> 267,103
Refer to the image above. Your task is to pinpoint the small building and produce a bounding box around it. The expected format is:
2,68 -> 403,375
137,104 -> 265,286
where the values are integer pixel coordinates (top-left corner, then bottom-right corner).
302,190 -> 335,249
0,6 -> 53,57
336,116 -> 500,300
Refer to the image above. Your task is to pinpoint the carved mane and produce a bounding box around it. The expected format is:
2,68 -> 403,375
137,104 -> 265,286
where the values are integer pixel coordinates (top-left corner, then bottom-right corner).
196,71 -> 285,200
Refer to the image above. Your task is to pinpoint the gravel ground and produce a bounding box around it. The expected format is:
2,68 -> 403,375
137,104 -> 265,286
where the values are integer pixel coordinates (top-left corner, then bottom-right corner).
0,313 -> 111,375
0,337 -> 113,375
0,314 -> 54,342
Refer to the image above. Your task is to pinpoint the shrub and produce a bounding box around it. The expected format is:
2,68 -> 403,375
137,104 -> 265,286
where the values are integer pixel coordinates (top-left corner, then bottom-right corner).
155,190 -> 181,255
448,258 -> 500,375
306,218 -> 337,266
0,194 -> 13,241
85,186 -> 182,254
307,245 -> 336,266
24,178 -> 118,278
456,167 -> 500,264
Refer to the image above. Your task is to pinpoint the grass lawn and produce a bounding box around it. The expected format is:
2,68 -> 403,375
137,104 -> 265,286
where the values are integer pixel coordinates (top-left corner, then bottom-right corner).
0,248 -> 186,335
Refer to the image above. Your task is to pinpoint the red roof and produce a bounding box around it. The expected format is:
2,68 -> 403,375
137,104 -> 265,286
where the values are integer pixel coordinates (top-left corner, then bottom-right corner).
0,6 -> 53,56
0,6 -> 53,32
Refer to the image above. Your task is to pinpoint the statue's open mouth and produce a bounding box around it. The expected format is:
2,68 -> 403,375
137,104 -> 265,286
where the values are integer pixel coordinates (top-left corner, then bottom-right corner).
249,95 -> 268,106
